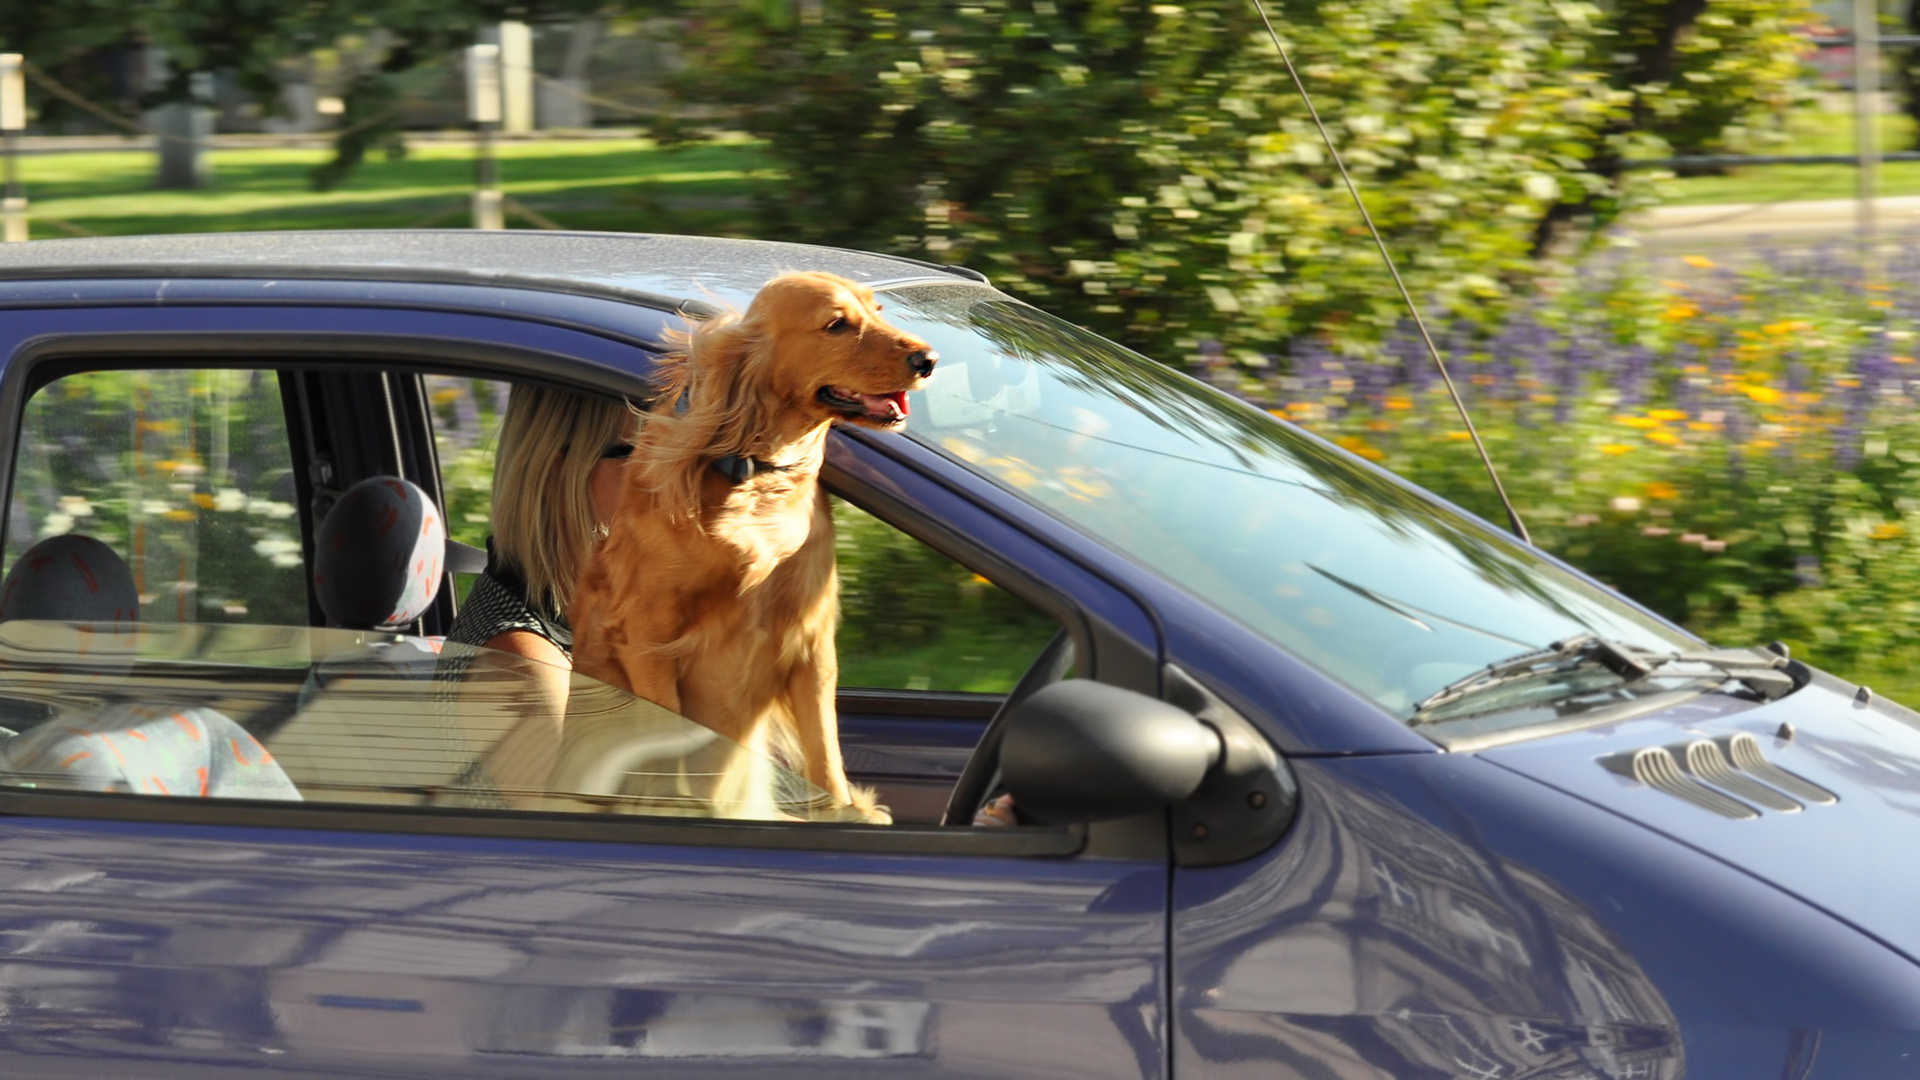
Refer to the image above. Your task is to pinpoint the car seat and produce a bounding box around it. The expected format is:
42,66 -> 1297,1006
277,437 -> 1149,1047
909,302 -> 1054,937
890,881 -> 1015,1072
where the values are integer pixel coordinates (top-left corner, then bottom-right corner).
0,533 -> 139,626
279,476 -> 456,802
0,532 -> 142,687
311,475 -> 447,631
0,534 -> 300,800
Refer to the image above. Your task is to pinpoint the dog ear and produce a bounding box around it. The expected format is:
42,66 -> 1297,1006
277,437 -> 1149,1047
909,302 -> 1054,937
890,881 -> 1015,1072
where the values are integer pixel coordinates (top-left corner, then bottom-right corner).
692,309 -> 784,458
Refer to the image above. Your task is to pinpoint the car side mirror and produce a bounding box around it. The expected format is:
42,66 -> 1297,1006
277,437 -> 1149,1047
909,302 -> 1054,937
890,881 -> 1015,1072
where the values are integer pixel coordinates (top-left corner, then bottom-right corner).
999,680 -> 1223,824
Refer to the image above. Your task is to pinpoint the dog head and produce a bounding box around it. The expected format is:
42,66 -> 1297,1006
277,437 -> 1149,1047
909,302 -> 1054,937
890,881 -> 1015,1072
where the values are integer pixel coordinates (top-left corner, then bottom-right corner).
747,272 -> 937,430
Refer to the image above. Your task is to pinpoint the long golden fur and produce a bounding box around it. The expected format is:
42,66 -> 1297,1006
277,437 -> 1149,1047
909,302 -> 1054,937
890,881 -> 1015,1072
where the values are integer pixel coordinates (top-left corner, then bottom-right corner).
568,272 -> 936,822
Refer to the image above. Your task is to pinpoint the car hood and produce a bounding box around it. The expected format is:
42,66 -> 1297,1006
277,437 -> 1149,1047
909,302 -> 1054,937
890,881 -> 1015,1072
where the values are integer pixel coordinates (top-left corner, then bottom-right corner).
1480,668 -> 1920,965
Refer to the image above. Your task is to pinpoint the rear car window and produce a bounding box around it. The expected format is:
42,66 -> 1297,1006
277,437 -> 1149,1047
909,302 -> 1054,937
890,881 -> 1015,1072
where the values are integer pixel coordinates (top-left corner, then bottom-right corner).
6,369 -> 306,625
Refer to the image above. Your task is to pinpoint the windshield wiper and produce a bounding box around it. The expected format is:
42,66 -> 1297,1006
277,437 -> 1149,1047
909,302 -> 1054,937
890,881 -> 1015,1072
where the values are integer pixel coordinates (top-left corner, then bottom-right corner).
1412,635 -> 1797,719
1413,635 -> 1647,717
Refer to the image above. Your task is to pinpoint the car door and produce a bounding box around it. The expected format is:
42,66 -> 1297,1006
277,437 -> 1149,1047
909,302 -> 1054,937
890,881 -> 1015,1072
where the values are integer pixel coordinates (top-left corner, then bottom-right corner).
0,298 -> 1171,1079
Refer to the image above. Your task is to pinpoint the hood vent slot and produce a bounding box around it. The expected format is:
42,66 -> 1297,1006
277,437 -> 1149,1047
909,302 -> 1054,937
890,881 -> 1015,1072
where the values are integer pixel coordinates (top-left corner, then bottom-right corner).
1721,732 -> 1837,805
1684,739 -> 1802,813
1603,735 -> 1836,820
1609,746 -> 1758,819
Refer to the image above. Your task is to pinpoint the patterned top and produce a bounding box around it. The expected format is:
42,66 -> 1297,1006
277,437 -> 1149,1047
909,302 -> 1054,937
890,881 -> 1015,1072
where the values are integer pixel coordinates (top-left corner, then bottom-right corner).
444,540 -> 572,659
436,540 -> 569,809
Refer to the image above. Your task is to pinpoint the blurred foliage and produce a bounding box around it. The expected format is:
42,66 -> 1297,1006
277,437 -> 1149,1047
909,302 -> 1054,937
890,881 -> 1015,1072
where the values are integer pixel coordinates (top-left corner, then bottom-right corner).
1606,0 -> 1814,159
1264,247 -> 1920,704
7,369 -> 308,626
832,500 -> 1059,692
663,0 -> 1809,363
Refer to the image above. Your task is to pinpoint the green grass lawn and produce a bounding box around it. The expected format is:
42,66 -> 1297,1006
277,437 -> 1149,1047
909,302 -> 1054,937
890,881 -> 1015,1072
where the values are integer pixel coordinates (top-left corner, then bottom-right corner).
1660,107 -> 1920,205
17,136 -> 782,238
13,103 -> 1914,239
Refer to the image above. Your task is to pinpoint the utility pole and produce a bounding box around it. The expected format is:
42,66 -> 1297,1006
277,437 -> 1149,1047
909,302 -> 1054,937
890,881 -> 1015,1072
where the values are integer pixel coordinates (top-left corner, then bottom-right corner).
499,22 -> 535,134
0,54 -> 24,242
467,44 -> 504,230
1853,0 -> 1881,245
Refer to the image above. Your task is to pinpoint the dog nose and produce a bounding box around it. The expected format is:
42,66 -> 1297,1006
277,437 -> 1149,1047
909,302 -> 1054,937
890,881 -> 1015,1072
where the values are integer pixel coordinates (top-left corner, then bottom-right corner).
906,348 -> 937,378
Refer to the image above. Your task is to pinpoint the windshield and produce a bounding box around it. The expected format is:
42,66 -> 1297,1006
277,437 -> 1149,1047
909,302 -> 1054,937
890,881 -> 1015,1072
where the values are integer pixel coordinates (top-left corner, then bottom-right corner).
885,285 -> 1696,718
0,620 -> 852,821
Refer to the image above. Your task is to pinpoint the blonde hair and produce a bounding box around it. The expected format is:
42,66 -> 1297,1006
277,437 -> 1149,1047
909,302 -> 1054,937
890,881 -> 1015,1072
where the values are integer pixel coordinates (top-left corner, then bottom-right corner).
490,383 -> 637,619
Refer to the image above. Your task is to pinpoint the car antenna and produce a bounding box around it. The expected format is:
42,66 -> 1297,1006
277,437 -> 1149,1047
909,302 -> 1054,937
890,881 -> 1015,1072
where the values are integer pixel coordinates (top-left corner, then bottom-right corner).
1246,0 -> 1530,545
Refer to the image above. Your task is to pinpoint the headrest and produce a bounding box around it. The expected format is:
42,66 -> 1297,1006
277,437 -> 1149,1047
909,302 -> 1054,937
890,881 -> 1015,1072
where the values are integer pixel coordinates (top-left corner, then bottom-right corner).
0,534 -> 139,626
313,476 -> 445,630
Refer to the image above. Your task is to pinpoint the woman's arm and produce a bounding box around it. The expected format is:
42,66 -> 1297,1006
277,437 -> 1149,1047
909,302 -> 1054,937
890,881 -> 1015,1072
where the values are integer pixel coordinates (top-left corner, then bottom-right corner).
468,629 -> 572,798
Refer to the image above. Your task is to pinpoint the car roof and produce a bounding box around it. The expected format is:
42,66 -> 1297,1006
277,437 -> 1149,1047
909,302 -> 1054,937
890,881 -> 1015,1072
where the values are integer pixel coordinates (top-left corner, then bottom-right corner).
0,231 -> 989,313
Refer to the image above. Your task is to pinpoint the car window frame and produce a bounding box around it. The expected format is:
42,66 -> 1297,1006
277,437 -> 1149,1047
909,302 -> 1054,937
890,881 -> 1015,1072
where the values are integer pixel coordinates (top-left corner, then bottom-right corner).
0,314 -> 1166,858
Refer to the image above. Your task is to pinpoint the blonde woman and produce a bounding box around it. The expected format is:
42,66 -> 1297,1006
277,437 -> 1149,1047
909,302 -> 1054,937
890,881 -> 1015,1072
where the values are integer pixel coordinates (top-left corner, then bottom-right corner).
447,383 -> 637,669
442,384 -> 637,797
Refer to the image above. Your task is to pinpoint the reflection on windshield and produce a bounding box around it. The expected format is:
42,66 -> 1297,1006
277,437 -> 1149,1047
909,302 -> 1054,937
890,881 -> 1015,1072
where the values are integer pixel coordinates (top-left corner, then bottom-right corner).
0,621 -> 857,822
888,285 -> 1696,717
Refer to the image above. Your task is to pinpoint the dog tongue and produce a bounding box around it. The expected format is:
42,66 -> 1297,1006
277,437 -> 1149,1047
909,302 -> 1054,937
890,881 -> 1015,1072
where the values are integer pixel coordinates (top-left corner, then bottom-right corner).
862,391 -> 910,419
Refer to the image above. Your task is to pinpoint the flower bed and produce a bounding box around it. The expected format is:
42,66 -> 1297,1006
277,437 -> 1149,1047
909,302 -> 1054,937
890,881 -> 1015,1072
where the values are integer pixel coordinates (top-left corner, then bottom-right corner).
1203,243 -> 1920,704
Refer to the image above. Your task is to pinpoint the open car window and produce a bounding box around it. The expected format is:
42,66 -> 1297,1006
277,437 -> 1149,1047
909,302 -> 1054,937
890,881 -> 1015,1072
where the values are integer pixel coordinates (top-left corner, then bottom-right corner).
0,620 -> 863,823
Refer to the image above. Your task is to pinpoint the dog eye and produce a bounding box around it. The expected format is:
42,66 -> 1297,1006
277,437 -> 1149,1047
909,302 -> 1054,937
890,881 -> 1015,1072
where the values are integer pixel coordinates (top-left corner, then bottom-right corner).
825,315 -> 852,333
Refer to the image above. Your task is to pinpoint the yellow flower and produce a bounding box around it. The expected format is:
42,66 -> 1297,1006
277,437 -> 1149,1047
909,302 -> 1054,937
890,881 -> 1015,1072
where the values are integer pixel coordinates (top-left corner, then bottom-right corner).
1740,384 -> 1782,404
1446,431 -> 1473,441
190,492 -> 217,510
1664,302 -> 1700,321
1644,481 -> 1679,499
164,509 -> 195,522
1648,409 -> 1688,422
1599,443 -> 1634,455
1871,522 -> 1905,540
1646,430 -> 1681,446
1683,255 -> 1716,269
1617,415 -> 1661,429
1687,421 -> 1720,431
1384,396 -> 1413,411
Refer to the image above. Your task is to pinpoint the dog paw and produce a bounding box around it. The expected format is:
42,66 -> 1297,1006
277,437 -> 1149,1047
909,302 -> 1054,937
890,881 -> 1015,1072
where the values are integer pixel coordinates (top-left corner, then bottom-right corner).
848,785 -> 893,826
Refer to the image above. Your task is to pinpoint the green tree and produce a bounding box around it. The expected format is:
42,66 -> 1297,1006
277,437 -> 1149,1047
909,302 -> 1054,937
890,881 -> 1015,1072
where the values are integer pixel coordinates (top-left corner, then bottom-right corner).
0,0 -> 607,188
667,0 -> 1811,366
1532,0 -> 1812,248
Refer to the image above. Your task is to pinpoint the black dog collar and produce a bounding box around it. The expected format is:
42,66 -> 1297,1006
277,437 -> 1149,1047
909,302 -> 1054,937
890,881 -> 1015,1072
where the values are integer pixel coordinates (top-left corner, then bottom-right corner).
711,454 -> 790,484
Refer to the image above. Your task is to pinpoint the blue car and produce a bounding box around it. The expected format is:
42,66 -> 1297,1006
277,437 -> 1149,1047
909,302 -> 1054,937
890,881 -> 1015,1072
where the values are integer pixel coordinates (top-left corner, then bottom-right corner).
0,230 -> 1906,1078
